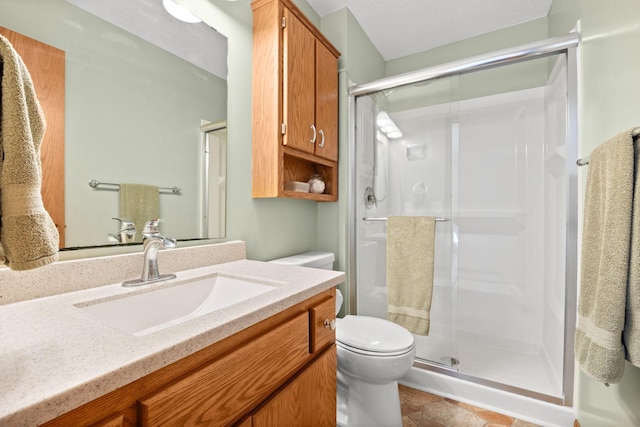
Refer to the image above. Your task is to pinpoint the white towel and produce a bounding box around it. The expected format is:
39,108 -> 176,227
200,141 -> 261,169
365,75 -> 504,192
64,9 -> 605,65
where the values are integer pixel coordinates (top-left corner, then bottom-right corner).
386,216 -> 436,335
575,128 -> 636,384
0,34 -> 59,270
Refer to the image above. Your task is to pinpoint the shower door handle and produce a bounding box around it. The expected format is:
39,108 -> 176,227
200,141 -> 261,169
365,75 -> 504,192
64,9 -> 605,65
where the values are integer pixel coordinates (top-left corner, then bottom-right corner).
310,124 -> 317,145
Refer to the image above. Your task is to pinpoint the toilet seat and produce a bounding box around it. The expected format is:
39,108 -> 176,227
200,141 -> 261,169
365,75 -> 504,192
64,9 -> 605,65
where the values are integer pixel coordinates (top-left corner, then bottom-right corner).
336,315 -> 415,356
337,340 -> 414,357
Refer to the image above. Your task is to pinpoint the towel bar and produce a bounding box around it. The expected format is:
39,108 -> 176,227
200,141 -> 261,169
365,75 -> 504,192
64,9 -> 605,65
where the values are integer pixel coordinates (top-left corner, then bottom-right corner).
362,216 -> 448,222
577,127 -> 640,166
89,179 -> 181,194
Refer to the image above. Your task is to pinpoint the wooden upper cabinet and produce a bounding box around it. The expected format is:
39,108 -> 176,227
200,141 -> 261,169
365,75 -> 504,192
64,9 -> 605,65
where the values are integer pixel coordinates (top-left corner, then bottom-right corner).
283,8 -> 316,156
252,0 -> 340,201
314,40 -> 339,162
282,10 -> 338,162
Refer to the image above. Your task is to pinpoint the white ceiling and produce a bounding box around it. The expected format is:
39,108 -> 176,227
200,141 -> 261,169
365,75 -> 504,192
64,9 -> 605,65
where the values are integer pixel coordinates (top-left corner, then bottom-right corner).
305,0 -> 553,60
66,0 -> 552,76
67,0 -> 227,79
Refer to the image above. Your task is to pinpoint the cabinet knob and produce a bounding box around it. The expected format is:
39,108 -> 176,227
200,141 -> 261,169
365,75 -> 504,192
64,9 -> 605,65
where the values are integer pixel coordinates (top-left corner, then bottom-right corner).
318,129 -> 325,148
310,124 -> 317,144
323,318 -> 336,330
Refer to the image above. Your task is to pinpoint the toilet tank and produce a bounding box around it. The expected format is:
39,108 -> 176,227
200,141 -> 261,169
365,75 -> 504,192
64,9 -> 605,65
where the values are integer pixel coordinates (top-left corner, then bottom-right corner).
269,251 -> 335,270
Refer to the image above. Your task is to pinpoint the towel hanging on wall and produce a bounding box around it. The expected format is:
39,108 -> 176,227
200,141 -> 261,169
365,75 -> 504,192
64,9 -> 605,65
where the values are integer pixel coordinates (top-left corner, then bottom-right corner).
575,127 -> 640,384
623,130 -> 640,371
119,183 -> 160,242
0,35 -> 59,270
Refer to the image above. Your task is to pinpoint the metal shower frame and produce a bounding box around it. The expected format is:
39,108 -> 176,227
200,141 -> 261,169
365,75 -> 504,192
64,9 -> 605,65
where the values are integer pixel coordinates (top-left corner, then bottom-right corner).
347,32 -> 580,406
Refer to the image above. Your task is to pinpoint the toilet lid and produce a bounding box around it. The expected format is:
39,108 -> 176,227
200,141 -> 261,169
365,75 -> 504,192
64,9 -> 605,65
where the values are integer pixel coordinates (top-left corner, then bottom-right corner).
336,315 -> 414,354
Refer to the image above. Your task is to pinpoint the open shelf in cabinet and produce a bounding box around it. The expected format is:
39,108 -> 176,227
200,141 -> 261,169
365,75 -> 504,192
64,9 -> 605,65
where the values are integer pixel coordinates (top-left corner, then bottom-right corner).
283,148 -> 337,202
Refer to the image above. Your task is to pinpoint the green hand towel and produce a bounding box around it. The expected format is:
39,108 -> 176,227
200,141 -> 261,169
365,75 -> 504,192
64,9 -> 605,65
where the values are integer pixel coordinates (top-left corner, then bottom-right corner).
119,183 -> 160,242
575,128 -> 636,384
386,216 -> 436,336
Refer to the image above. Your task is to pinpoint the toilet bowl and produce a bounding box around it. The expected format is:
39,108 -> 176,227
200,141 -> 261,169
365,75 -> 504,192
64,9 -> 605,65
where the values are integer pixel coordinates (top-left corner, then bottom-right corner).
336,314 -> 415,427
269,252 -> 416,427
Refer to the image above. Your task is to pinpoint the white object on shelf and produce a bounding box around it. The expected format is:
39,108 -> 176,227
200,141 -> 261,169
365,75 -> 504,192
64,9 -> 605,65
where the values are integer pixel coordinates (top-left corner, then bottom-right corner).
285,181 -> 310,192
308,174 -> 326,194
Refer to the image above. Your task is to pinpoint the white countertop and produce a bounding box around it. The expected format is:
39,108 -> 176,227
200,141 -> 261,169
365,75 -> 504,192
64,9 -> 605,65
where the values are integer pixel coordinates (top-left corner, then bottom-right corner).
0,259 -> 345,426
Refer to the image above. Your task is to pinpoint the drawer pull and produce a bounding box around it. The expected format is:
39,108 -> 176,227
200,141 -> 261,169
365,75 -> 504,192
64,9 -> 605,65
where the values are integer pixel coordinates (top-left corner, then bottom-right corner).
323,319 -> 336,330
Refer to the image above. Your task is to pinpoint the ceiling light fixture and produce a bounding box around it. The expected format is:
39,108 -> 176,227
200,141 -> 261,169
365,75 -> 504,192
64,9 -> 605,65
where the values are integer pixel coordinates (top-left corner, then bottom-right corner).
162,0 -> 202,23
376,111 -> 403,139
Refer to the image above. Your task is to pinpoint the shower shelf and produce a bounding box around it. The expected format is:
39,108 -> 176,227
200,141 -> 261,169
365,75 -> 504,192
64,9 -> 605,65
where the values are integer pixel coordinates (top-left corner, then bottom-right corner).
545,149 -> 566,177
457,214 -> 526,235
456,210 -> 526,217
456,211 -> 526,222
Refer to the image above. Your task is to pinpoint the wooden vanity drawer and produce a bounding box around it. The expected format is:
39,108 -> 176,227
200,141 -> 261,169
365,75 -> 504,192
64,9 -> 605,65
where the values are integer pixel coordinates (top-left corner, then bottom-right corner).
309,296 -> 336,354
138,311 -> 310,427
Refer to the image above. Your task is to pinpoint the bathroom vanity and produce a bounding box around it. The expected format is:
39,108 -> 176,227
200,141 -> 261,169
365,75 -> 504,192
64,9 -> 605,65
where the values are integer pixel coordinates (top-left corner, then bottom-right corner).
0,243 -> 343,426
45,289 -> 336,426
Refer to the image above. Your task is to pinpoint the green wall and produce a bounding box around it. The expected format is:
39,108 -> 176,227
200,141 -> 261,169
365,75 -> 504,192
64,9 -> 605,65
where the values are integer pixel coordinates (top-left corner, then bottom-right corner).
548,0 -> 640,425
1,0 -> 324,262
385,18 -> 549,76
317,8 -> 386,313
0,0 -> 227,247
168,0 -> 323,262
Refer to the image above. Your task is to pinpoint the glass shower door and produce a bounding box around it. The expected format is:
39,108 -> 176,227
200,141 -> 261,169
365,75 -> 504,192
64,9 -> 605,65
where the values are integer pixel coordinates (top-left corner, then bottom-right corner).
355,75 -> 460,370
352,38 -> 576,403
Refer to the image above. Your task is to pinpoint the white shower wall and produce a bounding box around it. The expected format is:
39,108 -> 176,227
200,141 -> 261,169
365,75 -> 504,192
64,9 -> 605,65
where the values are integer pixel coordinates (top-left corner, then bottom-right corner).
356,58 -> 568,398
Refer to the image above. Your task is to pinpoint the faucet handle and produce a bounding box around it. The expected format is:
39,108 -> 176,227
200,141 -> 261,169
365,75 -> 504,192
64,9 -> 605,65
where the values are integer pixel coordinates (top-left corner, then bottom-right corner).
141,219 -> 176,248
142,218 -> 162,236
112,217 -> 136,232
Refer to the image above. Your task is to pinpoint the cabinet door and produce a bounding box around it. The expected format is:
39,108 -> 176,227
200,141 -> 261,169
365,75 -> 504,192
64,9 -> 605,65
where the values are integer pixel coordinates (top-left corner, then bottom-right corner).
283,8 -> 316,155
139,312 -> 309,427
314,40 -> 338,162
252,346 -> 337,427
309,296 -> 336,353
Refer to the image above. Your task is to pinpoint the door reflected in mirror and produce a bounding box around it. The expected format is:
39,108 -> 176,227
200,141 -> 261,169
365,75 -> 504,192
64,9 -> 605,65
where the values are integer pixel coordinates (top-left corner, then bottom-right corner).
0,0 -> 228,249
202,121 -> 227,239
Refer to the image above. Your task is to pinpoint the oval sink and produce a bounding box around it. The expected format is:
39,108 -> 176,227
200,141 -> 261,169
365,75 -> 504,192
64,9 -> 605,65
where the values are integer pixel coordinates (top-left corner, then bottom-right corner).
76,275 -> 277,336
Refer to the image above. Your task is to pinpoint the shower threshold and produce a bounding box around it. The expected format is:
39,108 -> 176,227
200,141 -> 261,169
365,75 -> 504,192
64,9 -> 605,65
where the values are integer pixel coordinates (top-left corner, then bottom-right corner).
411,359 -> 565,406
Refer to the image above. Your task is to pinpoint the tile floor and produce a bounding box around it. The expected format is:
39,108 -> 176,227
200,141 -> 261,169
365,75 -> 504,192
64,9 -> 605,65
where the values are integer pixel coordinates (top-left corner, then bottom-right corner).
399,385 -> 541,427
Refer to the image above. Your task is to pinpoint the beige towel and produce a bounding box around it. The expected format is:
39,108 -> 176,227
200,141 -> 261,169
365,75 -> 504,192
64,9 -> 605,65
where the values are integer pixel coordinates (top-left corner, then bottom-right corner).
119,184 -> 159,242
624,133 -> 640,367
0,35 -> 59,270
575,128 -> 636,384
386,216 -> 436,335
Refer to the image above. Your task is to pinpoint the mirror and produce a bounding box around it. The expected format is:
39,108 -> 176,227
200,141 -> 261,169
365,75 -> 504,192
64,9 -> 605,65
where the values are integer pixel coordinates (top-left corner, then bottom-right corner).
0,0 -> 228,249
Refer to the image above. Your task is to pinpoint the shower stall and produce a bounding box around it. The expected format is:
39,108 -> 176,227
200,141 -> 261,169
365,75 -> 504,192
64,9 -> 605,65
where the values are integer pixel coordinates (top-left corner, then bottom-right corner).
349,34 -> 579,419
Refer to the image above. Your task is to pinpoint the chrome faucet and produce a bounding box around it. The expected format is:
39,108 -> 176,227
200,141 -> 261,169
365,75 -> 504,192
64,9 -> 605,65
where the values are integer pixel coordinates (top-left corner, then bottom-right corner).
123,219 -> 177,287
108,218 -> 136,243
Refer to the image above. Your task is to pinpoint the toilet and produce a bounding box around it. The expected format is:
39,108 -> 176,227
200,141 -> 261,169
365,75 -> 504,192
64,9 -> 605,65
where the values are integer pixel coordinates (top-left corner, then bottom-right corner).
270,252 -> 416,427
